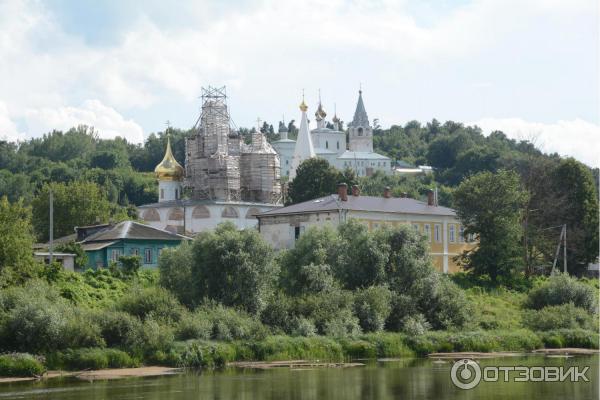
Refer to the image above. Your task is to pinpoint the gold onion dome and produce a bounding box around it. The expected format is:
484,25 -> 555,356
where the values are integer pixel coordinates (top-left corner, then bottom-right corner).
332,113 -> 340,123
299,99 -> 308,112
155,135 -> 184,181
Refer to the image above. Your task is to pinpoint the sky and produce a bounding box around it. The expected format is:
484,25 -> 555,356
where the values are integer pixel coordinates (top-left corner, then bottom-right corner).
0,0 -> 598,166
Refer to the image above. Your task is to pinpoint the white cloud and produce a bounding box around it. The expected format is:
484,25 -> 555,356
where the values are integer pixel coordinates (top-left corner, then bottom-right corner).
471,118 -> 600,168
24,100 -> 145,144
0,102 -> 25,142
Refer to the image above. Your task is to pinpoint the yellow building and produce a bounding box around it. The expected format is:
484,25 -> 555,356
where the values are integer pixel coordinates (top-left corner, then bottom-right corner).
256,184 -> 475,273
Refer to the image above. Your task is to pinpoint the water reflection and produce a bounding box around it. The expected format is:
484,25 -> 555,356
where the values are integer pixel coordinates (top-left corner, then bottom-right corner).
0,356 -> 597,400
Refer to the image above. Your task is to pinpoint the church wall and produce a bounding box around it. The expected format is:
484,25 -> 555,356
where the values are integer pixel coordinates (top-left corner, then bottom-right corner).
258,212 -> 341,250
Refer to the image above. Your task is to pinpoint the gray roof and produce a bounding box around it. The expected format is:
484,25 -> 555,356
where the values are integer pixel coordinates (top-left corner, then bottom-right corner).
80,221 -> 189,243
338,151 -> 390,160
349,90 -> 369,128
138,199 -> 283,209
314,148 -> 339,155
258,194 -> 456,217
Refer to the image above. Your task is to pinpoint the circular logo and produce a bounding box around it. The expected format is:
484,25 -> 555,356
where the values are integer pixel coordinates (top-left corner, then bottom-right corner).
451,359 -> 482,390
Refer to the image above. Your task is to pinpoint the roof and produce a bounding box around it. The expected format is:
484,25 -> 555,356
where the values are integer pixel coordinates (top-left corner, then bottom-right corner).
80,241 -> 117,251
314,148 -> 339,155
311,127 -> 344,134
338,151 -> 390,160
258,194 -> 456,218
80,221 -> 190,243
272,138 -> 296,144
349,90 -> 369,127
138,199 -> 283,209
34,252 -> 76,257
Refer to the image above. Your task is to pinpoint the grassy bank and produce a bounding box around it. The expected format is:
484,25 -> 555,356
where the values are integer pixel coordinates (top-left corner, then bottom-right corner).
4,328 -> 597,376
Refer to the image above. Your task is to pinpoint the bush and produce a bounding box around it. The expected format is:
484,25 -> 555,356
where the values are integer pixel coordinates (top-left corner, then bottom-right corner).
175,311 -> 212,341
48,348 -> 138,370
250,336 -> 344,361
118,286 -> 185,323
197,304 -> 270,341
322,309 -> 362,338
353,285 -> 392,332
538,329 -> 599,349
94,310 -> 145,350
158,243 -> 195,307
522,303 -> 597,331
401,314 -> 431,336
0,353 -> 45,377
141,318 -> 175,353
290,317 -> 317,337
526,274 -> 597,313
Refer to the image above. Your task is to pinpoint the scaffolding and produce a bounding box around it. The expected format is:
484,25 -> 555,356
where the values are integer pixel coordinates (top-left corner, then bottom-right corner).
240,132 -> 282,204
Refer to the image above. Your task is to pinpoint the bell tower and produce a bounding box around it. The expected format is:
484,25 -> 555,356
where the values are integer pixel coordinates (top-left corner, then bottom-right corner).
348,89 -> 373,152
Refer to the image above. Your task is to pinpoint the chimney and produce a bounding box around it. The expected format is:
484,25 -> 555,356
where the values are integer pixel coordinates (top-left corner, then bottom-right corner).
427,189 -> 435,206
351,185 -> 360,197
337,183 -> 348,201
383,186 -> 391,198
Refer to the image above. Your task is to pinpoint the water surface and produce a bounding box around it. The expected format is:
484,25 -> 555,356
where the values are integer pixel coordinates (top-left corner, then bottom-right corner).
0,355 -> 597,400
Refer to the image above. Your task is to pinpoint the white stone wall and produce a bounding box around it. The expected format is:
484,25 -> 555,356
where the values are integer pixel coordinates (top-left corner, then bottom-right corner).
311,130 -> 346,155
158,180 -> 183,202
258,211 -> 341,249
337,157 -> 391,176
271,141 -> 295,178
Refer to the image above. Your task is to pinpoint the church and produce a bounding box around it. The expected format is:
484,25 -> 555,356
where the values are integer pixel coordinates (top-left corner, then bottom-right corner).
138,86 -> 283,235
272,90 -> 392,178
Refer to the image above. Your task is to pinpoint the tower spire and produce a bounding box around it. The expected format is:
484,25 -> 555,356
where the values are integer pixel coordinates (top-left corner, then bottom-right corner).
290,95 -> 315,179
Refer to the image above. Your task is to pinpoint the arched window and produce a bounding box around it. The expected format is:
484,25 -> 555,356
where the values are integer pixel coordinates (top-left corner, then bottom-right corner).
358,127 -> 363,136
142,208 -> 160,222
168,207 -> 184,220
245,207 -> 261,219
337,141 -> 340,149
221,206 -> 239,218
192,205 -> 210,219
160,189 -> 164,199
325,141 -> 329,149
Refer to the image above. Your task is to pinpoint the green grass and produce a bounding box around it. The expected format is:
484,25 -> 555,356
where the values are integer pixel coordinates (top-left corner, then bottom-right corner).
466,287 -> 526,330
0,353 -> 46,377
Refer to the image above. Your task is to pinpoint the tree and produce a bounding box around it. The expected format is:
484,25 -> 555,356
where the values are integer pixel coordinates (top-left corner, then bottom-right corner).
550,158 -> 599,272
0,197 -> 36,285
32,181 -> 122,241
453,170 -> 527,283
158,242 -> 195,307
191,223 -> 278,314
287,158 -> 347,205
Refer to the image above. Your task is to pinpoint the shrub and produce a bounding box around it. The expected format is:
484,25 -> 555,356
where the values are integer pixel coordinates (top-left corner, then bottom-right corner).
538,329 -> 599,349
359,332 -> 413,358
526,274 -> 597,313
141,318 -> 175,353
260,292 -> 294,333
202,305 -> 270,341
250,336 -> 344,361
175,311 -> 212,341
0,353 -> 45,377
94,310 -> 145,350
522,303 -> 597,331
158,243 -> 195,307
401,314 -> 431,336
322,309 -> 362,338
353,285 -> 392,332
290,317 -> 317,337
118,286 -> 185,323
48,348 -> 138,370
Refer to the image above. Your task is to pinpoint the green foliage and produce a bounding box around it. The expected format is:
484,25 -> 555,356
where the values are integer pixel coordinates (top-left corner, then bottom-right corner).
55,241 -> 88,270
158,242 -> 195,306
118,286 -> 185,323
47,348 -> 138,370
191,223 -> 278,314
522,304 -> 597,331
453,170 -> 527,283
196,304 -> 270,341
287,158 -> 357,205
118,255 -> 141,276
537,329 -> 599,349
0,353 -> 46,377
525,274 -> 597,313
0,197 -> 36,285
400,314 -> 431,336
32,181 -> 126,241
353,285 -> 392,332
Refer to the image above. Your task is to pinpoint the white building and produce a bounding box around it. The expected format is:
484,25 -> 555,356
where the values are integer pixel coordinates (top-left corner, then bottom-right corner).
280,90 -> 392,178
271,122 -> 296,178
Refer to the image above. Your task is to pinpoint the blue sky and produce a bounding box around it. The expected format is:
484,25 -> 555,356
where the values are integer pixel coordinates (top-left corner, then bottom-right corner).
0,0 -> 598,166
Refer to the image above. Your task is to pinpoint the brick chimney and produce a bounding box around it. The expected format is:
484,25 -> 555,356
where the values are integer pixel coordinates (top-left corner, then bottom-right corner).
427,189 -> 435,206
383,186 -> 391,198
351,185 -> 360,197
337,183 -> 348,201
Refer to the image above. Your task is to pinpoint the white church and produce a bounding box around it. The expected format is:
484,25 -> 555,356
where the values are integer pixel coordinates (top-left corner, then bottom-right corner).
272,90 -> 392,178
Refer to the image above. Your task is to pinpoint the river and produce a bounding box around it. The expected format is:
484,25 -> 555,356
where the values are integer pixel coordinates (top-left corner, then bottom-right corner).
0,355 -> 597,399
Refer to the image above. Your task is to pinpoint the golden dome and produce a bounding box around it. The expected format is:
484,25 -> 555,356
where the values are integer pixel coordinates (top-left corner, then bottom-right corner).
155,135 -> 184,181
315,103 -> 327,119
299,99 -> 308,112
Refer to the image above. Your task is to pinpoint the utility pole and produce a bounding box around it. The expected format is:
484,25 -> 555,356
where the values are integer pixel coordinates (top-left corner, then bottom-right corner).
49,189 -> 54,264
563,224 -> 567,274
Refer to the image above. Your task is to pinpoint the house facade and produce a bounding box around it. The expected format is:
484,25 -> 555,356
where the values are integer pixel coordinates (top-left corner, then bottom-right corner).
256,184 -> 475,273
77,221 -> 189,269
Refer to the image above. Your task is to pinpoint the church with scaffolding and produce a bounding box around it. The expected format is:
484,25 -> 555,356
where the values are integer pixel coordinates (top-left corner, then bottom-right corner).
138,86 -> 282,235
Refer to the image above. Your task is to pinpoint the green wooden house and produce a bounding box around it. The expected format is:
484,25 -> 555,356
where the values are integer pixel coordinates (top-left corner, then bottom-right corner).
78,221 -> 190,269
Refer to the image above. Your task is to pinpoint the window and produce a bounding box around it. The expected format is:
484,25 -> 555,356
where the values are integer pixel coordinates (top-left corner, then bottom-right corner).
434,224 -> 442,243
337,141 -> 340,149
130,248 -> 140,256
160,189 -> 164,199
412,223 -> 419,232
144,248 -> 153,264
449,225 -> 456,243
424,224 -> 431,241
459,225 -> 465,243
294,226 -> 305,240
326,140 -> 329,149
285,159 -> 289,165
174,189 -> 178,199
358,127 -> 363,136
110,249 -> 122,262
